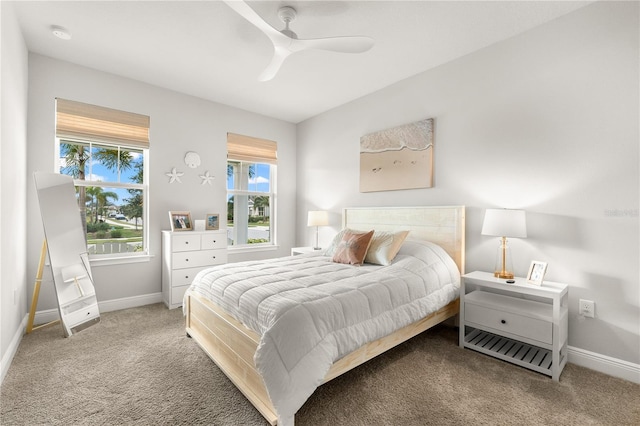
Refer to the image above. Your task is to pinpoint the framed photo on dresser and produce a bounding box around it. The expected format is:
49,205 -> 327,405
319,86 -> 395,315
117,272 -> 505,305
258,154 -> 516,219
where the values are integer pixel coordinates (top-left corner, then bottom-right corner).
169,211 -> 192,231
206,213 -> 220,230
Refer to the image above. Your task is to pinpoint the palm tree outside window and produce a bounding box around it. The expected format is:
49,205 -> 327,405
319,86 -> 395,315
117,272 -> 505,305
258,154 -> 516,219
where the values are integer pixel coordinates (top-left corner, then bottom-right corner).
55,98 -> 150,259
226,133 -> 277,248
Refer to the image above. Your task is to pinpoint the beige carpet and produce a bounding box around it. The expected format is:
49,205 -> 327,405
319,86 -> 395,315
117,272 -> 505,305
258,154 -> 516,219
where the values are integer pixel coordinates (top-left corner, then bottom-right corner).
1,303 -> 638,425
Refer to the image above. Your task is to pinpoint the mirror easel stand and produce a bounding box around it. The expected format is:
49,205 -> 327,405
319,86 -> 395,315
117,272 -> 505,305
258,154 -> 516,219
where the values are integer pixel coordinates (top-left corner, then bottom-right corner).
26,240 -> 60,334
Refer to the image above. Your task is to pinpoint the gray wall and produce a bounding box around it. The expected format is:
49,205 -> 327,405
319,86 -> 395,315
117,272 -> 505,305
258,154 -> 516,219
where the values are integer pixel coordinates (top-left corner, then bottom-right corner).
296,1 -> 639,365
0,1 -> 29,382
25,54 -> 297,311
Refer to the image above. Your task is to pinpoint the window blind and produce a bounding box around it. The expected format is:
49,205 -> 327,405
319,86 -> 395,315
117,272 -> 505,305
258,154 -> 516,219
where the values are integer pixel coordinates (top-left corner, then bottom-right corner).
56,98 -> 150,149
227,132 -> 277,164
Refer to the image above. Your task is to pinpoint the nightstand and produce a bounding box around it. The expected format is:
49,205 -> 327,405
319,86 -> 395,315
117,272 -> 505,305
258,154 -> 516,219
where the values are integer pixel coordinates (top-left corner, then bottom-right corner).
459,271 -> 569,381
291,246 -> 323,256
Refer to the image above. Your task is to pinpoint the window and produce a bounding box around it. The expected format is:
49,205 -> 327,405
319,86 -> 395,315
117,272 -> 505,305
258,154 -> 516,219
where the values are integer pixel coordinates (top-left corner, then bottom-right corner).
227,133 -> 277,248
55,99 -> 150,259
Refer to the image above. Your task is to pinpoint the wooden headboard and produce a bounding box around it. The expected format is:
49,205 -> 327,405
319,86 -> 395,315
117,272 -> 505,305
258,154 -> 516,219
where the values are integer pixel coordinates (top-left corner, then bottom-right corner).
343,206 -> 466,274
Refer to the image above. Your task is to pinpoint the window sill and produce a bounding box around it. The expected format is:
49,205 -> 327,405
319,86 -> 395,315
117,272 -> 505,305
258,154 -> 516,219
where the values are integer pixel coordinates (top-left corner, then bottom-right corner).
89,253 -> 153,267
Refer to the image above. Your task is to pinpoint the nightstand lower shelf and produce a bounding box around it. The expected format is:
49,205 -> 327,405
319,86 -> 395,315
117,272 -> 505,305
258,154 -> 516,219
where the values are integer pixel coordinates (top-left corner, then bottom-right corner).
463,328 -> 562,377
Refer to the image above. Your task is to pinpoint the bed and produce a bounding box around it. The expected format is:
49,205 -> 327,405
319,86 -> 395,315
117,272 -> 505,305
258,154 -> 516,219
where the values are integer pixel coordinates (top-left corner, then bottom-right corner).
184,206 -> 465,426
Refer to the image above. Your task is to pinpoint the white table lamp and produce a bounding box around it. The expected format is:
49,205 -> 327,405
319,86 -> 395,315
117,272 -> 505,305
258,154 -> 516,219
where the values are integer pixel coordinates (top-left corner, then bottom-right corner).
307,210 -> 329,250
481,208 -> 527,279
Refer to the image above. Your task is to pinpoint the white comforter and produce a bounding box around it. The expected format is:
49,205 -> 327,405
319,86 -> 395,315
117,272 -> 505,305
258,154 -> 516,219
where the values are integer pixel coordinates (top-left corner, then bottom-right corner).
186,239 -> 460,425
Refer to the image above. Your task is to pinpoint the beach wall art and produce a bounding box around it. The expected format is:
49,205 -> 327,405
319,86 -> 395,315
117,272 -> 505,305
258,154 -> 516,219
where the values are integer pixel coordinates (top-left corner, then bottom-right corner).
359,118 -> 434,192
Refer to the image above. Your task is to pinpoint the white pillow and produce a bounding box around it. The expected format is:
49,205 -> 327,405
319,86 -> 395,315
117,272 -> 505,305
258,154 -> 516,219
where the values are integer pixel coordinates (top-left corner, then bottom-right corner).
364,230 -> 410,266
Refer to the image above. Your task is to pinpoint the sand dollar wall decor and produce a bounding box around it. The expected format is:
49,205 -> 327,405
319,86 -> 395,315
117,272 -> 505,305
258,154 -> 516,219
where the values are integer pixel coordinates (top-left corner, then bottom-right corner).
359,118 -> 434,192
184,151 -> 201,168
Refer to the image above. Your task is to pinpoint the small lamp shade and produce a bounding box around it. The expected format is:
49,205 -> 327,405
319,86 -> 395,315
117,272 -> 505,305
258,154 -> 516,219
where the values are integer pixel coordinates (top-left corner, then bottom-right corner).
481,209 -> 527,238
307,210 -> 329,227
307,210 -> 329,250
481,209 -> 527,279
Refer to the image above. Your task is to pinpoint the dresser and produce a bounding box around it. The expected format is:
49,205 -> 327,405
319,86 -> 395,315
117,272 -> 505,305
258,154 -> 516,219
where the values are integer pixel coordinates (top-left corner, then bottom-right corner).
459,271 -> 569,381
162,230 -> 227,309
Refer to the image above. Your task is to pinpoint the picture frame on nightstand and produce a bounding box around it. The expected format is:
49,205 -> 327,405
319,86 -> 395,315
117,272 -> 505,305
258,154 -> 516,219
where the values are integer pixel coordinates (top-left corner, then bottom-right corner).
527,260 -> 548,285
169,211 -> 193,231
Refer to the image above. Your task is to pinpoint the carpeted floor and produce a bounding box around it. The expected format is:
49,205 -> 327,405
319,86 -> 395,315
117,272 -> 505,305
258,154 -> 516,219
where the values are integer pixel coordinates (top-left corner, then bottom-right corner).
1,303 -> 638,425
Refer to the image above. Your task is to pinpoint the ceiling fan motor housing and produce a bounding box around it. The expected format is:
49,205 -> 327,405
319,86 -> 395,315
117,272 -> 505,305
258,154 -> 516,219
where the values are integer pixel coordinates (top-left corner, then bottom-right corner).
278,6 -> 298,38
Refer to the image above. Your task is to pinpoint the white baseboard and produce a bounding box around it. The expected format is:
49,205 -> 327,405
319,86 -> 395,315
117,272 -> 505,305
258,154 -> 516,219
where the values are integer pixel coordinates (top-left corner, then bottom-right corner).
32,292 -> 163,325
0,315 -> 28,384
1,292 -> 163,386
568,345 -> 640,384
98,292 -> 163,314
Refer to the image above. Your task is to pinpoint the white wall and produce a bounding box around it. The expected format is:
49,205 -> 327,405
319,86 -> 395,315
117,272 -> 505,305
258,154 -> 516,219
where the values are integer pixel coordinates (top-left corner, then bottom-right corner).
297,1 -> 639,367
25,54 -> 297,312
0,1 -> 29,382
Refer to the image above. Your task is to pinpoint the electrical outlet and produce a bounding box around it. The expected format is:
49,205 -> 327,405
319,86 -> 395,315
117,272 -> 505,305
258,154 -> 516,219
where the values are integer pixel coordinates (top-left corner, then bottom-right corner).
579,299 -> 595,318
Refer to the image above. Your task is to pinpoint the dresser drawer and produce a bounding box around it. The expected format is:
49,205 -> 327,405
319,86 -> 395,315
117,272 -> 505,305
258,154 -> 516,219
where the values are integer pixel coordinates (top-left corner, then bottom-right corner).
465,302 -> 552,345
201,233 -> 226,250
171,266 -> 209,287
172,249 -> 227,269
171,285 -> 190,307
172,234 -> 201,252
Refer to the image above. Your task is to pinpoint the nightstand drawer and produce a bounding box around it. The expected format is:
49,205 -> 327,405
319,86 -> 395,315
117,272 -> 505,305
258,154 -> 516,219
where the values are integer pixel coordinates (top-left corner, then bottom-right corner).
172,234 -> 201,252
465,303 -> 552,345
172,249 -> 227,269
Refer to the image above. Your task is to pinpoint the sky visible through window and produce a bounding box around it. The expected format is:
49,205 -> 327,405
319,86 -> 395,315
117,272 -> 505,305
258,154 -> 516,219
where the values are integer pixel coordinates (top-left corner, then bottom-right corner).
59,149 -> 142,208
227,163 -> 271,193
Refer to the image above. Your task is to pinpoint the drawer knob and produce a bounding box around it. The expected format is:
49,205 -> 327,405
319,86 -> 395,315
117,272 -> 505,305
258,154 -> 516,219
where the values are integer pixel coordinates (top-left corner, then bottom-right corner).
185,259 -> 189,262
213,240 -> 216,243
501,319 -> 506,324
185,275 -> 189,279
185,242 -> 189,244
212,256 -> 216,259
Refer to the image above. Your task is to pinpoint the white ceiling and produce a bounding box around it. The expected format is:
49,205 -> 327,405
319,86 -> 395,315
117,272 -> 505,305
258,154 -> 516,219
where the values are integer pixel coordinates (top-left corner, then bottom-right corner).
12,0 -> 592,123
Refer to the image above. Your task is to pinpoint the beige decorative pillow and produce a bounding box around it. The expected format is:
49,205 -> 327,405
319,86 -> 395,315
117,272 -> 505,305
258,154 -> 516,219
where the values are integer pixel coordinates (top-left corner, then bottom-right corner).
365,230 -> 410,266
332,230 -> 374,265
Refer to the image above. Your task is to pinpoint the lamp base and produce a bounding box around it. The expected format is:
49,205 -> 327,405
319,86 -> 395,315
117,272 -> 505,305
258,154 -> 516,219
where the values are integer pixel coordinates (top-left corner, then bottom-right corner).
494,271 -> 514,279
313,247 -> 322,251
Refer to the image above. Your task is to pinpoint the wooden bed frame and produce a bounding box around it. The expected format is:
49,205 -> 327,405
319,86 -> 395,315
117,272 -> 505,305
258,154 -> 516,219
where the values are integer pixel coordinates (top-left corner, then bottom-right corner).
185,206 -> 465,425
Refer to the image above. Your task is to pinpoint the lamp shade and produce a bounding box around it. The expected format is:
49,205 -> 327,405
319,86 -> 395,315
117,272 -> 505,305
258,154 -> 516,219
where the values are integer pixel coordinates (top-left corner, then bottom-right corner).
307,210 -> 329,227
481,209 -> 527,238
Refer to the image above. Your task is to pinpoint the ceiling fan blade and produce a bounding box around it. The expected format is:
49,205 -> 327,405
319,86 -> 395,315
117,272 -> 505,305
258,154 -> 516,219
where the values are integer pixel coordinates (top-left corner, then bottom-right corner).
292,36 -> 375,54
225,1 -> 374,81
258,47 -> 291,81
224,0 -> 289,45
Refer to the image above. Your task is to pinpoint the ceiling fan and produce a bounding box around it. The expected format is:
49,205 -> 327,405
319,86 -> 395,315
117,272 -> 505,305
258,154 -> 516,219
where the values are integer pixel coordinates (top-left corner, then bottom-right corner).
224,1 -> 375,81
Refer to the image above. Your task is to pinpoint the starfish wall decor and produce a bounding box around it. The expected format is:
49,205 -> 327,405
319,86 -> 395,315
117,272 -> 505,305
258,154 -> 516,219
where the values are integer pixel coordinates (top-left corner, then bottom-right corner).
200,171 -> 215,185
165,167 -> 184,184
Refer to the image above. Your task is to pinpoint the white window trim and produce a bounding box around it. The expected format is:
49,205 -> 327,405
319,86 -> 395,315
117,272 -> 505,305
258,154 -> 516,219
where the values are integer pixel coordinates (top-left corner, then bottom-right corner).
55,138 -> 150,263
227,161 -> 277,250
